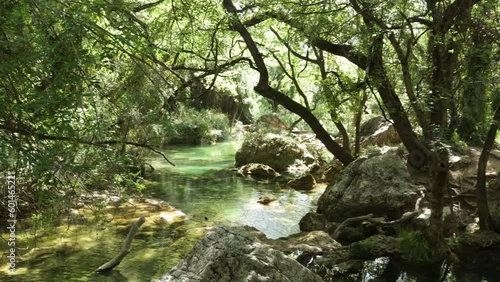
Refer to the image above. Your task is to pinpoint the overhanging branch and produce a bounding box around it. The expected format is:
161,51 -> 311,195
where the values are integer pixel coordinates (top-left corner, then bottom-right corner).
0,123 -> 175,166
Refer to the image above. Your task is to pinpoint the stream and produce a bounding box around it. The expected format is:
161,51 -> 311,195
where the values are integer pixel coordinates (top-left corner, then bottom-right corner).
0,141 -> 324,281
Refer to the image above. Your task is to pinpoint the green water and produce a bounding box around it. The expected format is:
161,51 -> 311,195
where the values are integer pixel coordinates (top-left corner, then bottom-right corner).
147,142 -> 325,239
0,142 -> 324,281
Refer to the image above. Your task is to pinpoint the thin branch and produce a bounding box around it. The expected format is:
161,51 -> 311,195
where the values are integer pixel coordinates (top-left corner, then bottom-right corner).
0,123 -> 175,166
133,0 -> 165,13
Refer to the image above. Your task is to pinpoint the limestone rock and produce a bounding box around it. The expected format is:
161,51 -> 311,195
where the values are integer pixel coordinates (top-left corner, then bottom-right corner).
299,212 -> 327,232
237,163 -> 279,179
288,174 -> 316,191
359,116 -> 401,147
155,225 -> 323,282
317,153 -> 421,222
235,132 -> 316,174
267,230 -> 342,254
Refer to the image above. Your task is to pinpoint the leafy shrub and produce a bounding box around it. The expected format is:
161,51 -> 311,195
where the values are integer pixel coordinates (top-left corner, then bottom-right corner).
164,106 -> 230,145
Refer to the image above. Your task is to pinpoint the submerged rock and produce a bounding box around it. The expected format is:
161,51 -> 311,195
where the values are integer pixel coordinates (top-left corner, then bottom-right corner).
288,174 -> 316,190
257,195 -> 277,205
155,225 -> 323,282
317,153 -> 421,222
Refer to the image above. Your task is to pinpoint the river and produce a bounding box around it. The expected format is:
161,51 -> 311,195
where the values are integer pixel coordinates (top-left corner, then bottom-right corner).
0,142 -> 324,281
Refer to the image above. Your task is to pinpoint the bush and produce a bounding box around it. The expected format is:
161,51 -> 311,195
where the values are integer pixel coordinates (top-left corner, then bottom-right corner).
164,107 -> 230,145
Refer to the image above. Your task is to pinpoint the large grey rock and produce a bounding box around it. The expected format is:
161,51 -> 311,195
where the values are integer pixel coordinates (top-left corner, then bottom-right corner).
488,175 -> 500,232
235,132 -> 316,174
155,226 -> 323,282
317,153 -> 421,222
237,163 -> 279,179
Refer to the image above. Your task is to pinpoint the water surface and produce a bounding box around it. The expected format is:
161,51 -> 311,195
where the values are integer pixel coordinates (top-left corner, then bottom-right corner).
0,141 -> 324,281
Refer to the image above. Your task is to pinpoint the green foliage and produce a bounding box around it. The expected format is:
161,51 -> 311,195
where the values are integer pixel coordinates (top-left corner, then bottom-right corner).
397,228 -> 432,262
165,106 -> 230,145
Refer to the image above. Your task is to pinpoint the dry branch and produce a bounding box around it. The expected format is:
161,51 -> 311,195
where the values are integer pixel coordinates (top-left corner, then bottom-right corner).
96,216 -> 146,273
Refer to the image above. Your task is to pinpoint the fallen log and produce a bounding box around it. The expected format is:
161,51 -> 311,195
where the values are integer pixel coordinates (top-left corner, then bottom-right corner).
96,216 -> 146,273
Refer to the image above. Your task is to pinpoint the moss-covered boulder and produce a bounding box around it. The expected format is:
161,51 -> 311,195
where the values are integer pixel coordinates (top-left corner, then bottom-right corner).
317,152 -> 422,222
235,132 -> 317,174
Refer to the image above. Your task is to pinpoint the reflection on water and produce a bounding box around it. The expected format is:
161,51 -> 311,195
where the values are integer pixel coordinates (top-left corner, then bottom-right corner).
0,142 -> 323,281
148,141 -> 325,239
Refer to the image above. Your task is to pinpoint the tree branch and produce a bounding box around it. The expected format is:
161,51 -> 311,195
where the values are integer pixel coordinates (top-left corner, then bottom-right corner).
0,123 -> 175,166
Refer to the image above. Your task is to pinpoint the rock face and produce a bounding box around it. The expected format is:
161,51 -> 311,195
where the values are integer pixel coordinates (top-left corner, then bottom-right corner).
359,116 -> 400,146
155,225 -> 323,282
288,174 -> 316,190
317,153 -> 421,222
235,132 -> 316,174
488,175 -> 500,232
237,163 -> 279,179
299,212 -> 327,232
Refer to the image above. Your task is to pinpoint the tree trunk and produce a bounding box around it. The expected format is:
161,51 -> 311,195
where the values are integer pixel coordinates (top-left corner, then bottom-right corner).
458,30 -> 492,142
353,91 -> 367,157
428,145 -> 449,256
331,113 -> 350,154
477,104 -> 500,231
223,0 -> 354,166
367,36 -> 430,167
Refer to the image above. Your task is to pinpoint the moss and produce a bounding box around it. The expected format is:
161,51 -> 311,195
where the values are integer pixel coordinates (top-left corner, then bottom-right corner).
397,227 -> 432,262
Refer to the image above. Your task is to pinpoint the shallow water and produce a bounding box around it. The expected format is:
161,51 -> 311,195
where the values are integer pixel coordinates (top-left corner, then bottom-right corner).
0,141 -> 324,281
147,142 -> 325,239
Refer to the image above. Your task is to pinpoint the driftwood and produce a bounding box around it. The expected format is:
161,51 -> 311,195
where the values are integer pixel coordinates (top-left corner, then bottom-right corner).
332,191 -> 425,240
96,216 -> 146,273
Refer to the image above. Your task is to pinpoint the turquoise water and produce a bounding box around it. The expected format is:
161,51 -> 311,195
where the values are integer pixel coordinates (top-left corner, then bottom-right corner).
147,141 -> 325,239
0,141 -> 324,281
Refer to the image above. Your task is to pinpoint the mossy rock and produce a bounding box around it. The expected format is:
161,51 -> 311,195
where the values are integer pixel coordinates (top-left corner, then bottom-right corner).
235,132 -> 316,173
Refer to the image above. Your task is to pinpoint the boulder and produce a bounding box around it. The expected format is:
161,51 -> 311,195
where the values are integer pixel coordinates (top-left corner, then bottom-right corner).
267,230 -> 342,254
155,225 -> 323,282
359,116 -> 400,147
288,174 -> 316,191
299,212 -> 327,232
319,161 -> 344,184
235,132 -> 317,174
488,175 -> 500,232
237,163 -> 279,179
360,116 -> 386,137
317,153 -> 422,222
255,114 -> 288,131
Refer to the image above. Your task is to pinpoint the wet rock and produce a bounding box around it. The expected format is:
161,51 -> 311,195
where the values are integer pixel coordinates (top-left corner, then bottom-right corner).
155,225 -> 322,282
157,210 -> 187,223
288,174 -> 316,191
299,212 -> 327,232
488,175 -> 500,232
235,132 -> 317,175
237,163 -> 279,179
257,195 -> 276,205
318,153 -> 422,222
